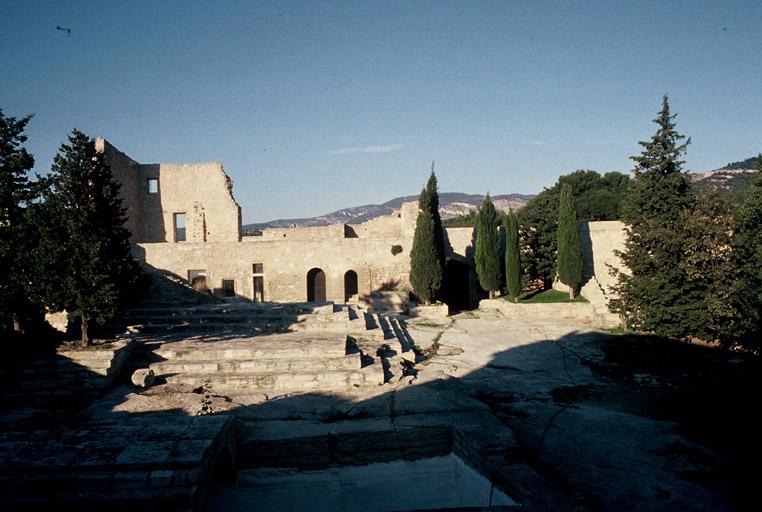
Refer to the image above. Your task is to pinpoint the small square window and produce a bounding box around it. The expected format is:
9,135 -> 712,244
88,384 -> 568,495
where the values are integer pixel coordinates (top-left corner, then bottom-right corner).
252,263 -> 264,274
148,178 -> 158,194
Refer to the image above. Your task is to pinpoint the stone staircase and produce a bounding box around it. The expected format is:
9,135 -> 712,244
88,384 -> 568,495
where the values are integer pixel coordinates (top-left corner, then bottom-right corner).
0,340 -> 135,428
147,333 -> 385,393
116,271 -> 414,394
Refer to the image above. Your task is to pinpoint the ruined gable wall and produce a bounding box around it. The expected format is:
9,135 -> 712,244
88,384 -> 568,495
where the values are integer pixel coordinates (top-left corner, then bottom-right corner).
141,161 -> 241,243
97,138 -> 143,243
99,139 -> 242,243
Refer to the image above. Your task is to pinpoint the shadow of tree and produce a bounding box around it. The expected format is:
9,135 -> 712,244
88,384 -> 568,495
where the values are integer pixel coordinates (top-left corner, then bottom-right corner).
0,324 -> 758,511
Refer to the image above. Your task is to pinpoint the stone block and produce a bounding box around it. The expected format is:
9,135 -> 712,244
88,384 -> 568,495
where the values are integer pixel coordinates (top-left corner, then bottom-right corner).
131,368 -> 155,388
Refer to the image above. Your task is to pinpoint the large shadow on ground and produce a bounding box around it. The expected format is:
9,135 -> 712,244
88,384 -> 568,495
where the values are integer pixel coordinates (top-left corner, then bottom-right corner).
1,325 -> 759,511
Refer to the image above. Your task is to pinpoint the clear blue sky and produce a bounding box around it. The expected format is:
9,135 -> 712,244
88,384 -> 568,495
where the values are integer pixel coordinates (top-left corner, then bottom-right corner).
2,0 -> 761,223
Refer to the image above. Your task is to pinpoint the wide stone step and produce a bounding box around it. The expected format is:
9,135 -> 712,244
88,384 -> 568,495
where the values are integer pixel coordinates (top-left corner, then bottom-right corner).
150,355 -> 361,375
132,323 -> 280,334
154,342 -> 347,361
164,367 -> 384,391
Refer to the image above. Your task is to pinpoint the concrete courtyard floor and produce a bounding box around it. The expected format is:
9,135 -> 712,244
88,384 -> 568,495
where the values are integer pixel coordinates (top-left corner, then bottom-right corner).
75,308 -> 752,511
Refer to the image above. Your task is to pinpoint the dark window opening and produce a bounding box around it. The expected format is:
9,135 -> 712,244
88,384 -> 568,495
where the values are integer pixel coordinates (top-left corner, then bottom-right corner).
222,279 -> 235,297
307,268 -> 326,302
252,263 -> 264,274
174,212 -> 186,242
253,276 -> 264,303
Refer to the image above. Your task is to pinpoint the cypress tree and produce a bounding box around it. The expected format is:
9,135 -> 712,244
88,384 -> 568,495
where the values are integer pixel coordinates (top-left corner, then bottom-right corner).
504,208 -> 521,302
0,109 -> 36,333
409,207 -> 442,305
420,162 -> 446,273
475,194 -> 501,298
556,184 -> 582,299
613,96 -> 697,335
34,130 -> 139,345
410,166 -> 445,304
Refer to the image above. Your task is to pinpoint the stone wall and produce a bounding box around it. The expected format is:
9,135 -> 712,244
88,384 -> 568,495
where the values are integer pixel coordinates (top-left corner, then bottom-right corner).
104,137 -> 628,309
135,212 -> 416,303
444,227 -> 476,261
584,221 -> 627,294
98,139 -> 241,244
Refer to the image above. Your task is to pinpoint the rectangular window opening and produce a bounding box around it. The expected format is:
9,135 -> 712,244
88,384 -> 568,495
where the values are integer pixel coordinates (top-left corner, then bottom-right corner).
148,178 -> 158,194
222,279 -> 235,297
174,212 -> 186,242
252,263 -> 264,274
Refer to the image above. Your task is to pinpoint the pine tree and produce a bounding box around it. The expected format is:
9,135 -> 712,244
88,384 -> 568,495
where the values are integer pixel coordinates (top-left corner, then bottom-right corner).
475,194 -> 501,298
0,109 -> 36,333
504,209 -> 521,302
727,155 -> 762,350
556,184 -> 582,299
613,96 -> 697,336
34,130 -> 139,345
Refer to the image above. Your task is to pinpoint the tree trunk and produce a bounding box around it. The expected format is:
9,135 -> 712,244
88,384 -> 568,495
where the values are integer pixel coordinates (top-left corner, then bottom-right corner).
81,314 -> 90,347
568,285 -> 575,300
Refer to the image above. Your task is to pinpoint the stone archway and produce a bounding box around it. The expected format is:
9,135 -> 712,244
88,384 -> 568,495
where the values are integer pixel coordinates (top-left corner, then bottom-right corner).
307,268 -> 326,302
344,270 -> 358,303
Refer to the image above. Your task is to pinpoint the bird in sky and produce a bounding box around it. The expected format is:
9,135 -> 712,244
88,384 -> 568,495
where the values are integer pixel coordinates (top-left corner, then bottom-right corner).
56,25 -> 71,36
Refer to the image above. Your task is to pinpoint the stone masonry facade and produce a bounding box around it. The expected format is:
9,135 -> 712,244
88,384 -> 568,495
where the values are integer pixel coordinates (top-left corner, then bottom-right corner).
99,139 -> 626,308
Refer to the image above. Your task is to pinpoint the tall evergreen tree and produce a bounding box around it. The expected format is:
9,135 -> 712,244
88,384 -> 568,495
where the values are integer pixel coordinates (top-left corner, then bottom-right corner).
34,130 -> 138,345
556,184 -> 582,299
475,194 -> 501,298
504,209 -> 521,302
613,96 -> 697,335
518,170 -> 630,288
409,208 -> 442,305
419,162 -> 446,275
0,109 -> 36,333
727,155 -> 762,350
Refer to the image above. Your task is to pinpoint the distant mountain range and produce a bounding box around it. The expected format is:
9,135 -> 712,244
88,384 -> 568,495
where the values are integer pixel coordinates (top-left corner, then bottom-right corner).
691,155 -> 760,196
243,157 -> 760,231
243,193 -> 533,231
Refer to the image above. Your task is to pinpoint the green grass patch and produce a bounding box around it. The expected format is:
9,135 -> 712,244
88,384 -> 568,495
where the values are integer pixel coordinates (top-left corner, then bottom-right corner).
505,289 -> 589,303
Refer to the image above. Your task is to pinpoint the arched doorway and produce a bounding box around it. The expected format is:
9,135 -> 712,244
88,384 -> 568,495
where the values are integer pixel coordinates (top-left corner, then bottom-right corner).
307,268 -> 326,302
344,270 -> 358,303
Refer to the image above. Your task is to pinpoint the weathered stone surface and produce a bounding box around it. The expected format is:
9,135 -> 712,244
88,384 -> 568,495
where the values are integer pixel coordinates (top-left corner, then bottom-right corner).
131,368 -> 155,388
408,302 -> 449,319
479,298 -> 596,322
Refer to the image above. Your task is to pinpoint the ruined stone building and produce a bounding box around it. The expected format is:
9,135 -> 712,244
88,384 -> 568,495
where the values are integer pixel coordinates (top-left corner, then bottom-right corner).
99,139 -> 475,305
99,138 -> 625,314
